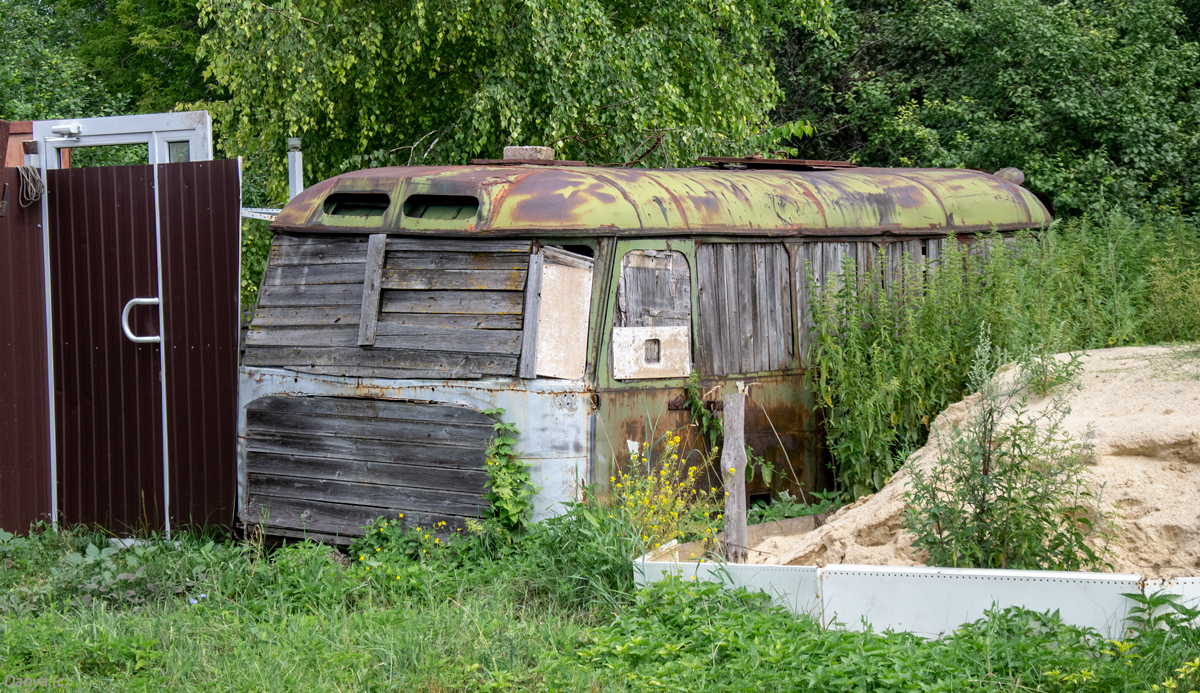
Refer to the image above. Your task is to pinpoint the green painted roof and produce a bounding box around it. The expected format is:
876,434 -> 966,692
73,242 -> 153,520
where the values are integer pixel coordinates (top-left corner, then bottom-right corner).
272,164 -> 1050,237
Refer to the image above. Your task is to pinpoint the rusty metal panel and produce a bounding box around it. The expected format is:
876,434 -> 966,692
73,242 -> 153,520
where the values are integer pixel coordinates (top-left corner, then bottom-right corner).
271,166 -> 1051,238
47,165 -> 165,532
158,160 -> 241,528
0,167 -> 52,532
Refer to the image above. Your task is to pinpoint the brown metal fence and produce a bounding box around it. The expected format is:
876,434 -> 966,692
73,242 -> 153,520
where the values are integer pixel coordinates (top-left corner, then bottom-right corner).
0,160 -> 240,535
159,160 -> 240,529
47,165 -> 166,532
0,167 -> 53,533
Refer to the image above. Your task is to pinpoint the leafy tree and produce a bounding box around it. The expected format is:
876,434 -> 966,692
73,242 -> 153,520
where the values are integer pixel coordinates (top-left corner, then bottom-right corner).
774,0 -> 1200,215
196,0 -> 832,197
65,0 -> 216,113
0,0 -> 128,120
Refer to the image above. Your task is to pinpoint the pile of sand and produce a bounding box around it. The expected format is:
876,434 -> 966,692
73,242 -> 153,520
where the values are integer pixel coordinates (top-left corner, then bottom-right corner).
751,346 -> 1200,578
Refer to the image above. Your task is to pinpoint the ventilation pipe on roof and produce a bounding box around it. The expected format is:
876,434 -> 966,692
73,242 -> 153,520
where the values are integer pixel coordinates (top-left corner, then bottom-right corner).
287,137 -> 304,200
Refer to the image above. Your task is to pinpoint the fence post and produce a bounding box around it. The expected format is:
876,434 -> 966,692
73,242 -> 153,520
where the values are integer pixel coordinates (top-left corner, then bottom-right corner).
722,392 -> 748,563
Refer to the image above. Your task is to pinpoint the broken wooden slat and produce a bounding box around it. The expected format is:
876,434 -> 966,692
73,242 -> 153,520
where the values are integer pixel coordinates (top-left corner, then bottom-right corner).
615,249 -> 691,328
518,248 -> 543,379
270,234 -> 368,266
358,233 -> 387,345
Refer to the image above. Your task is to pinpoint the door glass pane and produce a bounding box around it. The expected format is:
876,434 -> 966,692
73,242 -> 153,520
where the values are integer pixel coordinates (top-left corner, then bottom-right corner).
167,140 -> 191,163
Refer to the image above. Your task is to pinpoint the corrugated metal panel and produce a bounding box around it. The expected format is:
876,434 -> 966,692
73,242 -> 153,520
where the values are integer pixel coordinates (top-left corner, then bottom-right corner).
0,167 -> 53,532
158,160 -> 240,528
47,165 -> 165,531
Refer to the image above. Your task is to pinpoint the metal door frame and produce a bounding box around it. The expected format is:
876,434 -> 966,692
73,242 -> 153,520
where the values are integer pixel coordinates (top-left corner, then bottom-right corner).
32,112 -> 213,536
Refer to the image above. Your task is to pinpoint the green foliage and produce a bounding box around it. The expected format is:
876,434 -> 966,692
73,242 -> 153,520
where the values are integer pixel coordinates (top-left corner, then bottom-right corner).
904,329 -> 1114,570
1123,590 -> 1200,635
0,0 -> 129,120
775,0 -> 1200,215
65,0 -> 215,113
3,524 -> 1200,690
240,220 -> 273,308
747,489 -> 837,524
195,0 -> 832,197
806,214 -> 1200,498
480,408 -> 534,535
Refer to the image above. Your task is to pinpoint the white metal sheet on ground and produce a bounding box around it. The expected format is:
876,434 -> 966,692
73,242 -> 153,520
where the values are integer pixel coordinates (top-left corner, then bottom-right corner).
636,559 -> 820,618
820,565 -> 1140,638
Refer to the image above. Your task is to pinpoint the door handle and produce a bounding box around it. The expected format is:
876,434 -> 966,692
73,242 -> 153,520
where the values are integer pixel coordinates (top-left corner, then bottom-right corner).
121,297 -> 161,344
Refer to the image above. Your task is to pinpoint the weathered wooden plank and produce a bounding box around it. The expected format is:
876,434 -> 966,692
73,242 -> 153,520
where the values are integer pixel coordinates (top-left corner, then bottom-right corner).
250,307 -> 361,327
375,325 -> 522,355
381,312 -> 522,330
264,263 -> 367,286
242,345 -> 518,375
720,244 -> 741,373
247,451 -> 489,494
542,245 -> 594,270
270,235 -> 368,266
248,311 -> 524,331
722,392 -> 748,563
245,395 -> 493,425
696,245 -> 721,375
386,251 -> 529,271
358,234 -> 387,345
249,475 -> 486,514
246,431 -> 487,469
737,243 -> 756,373
518,249 -> 543,378
385,238 -> 531,254
283,366 -> 483,379
257,283 -> 365,307
380,268 -> 526,291
245,325 -> 359,347
380,290 -> 524,315
247,410 -> 493,447
245,495 -> 474,539
249,324 -> 521,353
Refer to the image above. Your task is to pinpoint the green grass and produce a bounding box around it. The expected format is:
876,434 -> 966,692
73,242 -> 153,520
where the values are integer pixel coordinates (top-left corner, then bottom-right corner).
3,514 -> 1198,692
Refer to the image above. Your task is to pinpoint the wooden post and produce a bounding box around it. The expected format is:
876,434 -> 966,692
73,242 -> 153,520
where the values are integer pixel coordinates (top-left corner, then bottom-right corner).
722,392 -> 748,563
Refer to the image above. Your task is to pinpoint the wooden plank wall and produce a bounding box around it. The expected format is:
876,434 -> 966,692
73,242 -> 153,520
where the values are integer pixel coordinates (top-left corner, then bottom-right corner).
244,234 -> 531,378
696,243 -> 794,375
615,249 -> 691,327
244,396 -> 493,542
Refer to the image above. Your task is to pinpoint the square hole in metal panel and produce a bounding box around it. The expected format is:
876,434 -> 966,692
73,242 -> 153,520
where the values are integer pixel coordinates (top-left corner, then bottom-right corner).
644,338 -> 661,364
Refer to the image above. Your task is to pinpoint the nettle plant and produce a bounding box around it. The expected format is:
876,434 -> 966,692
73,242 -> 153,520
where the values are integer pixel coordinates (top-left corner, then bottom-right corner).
481,408 -> 535,535
904,329 -> 1115,571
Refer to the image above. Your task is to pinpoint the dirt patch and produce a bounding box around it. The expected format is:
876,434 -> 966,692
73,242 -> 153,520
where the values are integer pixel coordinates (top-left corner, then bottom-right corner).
750,346 -> 1200,578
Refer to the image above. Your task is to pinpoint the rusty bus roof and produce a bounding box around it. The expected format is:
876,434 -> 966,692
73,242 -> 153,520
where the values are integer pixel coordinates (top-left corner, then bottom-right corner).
271,164 -> 1050,237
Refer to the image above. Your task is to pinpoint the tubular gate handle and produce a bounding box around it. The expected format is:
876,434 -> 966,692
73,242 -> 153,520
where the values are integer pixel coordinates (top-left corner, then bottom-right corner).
121,297 -> 161,344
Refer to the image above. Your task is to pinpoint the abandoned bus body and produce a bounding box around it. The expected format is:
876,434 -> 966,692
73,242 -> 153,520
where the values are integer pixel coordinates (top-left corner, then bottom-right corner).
238,162 -> 1050,543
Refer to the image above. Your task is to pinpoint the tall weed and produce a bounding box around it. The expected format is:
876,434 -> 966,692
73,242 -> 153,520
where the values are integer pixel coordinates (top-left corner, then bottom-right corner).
807,213 -> 1200,497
